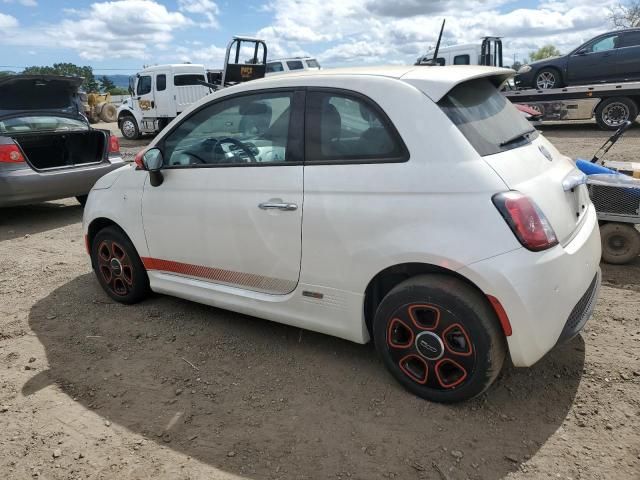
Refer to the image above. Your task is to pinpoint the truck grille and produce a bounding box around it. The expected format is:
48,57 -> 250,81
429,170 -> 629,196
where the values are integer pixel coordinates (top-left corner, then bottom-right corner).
558,271 -> 600,343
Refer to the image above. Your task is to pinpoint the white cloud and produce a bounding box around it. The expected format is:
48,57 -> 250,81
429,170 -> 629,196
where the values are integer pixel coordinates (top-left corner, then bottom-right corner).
178,0 -> 219,27
0,12 -> 18,28
0,0 -> 194,60
257,0 -> 619,65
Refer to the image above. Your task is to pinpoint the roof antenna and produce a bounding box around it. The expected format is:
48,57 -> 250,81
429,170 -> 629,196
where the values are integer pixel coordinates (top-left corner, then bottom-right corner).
429,19 -> 446,66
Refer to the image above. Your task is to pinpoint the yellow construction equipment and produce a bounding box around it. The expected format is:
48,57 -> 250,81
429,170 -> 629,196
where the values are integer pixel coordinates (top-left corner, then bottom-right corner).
85,92 -> 117,124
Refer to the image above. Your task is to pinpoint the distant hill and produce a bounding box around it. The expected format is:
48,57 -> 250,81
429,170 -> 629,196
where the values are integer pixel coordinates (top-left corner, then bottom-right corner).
101,75 -> 130,88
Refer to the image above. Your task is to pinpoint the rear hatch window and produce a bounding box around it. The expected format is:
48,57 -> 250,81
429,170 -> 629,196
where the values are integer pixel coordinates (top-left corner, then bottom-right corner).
439,78 -> 537,156
0,116 -> 87,134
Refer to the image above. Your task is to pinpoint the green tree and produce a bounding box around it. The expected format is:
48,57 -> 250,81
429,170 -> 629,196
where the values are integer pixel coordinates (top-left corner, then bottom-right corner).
529,45 -> 561,62
100,75 -> 116,92
610,1 -> 640,28
22,63 -> 100,92
107,87 -> 129,95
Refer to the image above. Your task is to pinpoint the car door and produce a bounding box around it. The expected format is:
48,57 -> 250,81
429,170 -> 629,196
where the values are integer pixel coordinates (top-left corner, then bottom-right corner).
135,74 -> 157,118
141,89 -> 304,295
153,73 -> 172,119
567,33 -> 621,84
615,31 -> 640,80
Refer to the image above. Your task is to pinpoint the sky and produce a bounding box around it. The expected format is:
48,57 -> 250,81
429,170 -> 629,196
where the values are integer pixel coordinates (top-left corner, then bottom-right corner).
0,0 -> 622,75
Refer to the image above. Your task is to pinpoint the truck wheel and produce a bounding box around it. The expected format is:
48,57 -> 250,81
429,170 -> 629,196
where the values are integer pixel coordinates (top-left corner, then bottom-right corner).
373,274 -> 506,403
120,116 -> 140,140
600,222 -> 640,264
100,104 -> 118,123
595,97 -> 638,130
534,68 -> 562,89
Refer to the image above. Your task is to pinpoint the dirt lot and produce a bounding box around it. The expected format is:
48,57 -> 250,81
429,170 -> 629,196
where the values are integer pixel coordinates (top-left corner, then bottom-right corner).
1,124 -> 639,480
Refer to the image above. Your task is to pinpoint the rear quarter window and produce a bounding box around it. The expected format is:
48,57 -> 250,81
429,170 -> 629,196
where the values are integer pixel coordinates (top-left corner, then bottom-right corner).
439,78 -> 537,156
174,74 -> 206,86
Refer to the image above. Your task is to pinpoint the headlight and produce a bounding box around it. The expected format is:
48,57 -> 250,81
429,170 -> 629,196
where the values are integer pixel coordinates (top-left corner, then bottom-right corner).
517,65 -> 532,74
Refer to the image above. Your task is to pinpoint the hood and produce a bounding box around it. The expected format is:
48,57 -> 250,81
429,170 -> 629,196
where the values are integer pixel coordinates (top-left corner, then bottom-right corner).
0,75 -> 85,120
524,56 -> 564,68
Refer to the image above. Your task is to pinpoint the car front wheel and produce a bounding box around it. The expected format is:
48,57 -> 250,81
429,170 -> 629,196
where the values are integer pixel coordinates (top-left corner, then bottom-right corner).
535,68 -> 562,89
91,226 -> 150,304
373,274 -> 506,403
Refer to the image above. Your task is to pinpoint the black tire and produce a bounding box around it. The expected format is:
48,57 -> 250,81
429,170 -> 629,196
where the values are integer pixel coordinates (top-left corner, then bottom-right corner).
534,68 -> 562,89
373,274 -> 506,403
595,97 -> 638,130
119,115 -> 140,140
76,195 -> 88,206
600,222 -> 640,264
91,226 -> 150,304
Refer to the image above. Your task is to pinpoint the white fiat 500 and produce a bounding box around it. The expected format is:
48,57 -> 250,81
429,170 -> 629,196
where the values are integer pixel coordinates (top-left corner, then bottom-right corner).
83,66 -> 601,403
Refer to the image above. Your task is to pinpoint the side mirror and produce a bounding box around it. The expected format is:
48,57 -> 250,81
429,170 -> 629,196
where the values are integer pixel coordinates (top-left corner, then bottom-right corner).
143,148 -> 164,187
575,48 -> 588,55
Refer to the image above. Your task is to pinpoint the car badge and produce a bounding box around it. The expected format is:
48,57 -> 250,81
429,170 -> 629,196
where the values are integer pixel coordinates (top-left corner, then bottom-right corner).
539,145 -> 553,162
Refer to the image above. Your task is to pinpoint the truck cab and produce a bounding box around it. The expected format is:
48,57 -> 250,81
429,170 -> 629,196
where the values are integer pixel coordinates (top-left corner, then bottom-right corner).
417,37 -> 503,67
117,64 -> 211,140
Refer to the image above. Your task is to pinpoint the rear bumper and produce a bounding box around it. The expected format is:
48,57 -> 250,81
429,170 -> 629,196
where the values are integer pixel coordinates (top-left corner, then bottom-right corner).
0,156 -> 125,207
458,205 -> 601,367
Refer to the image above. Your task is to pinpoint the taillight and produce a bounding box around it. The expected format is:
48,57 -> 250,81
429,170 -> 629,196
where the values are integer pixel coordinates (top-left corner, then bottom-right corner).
109,135 -> 120,154
493,191 -> 558,251
0,143 -> 25,163
134,149 -> 146,169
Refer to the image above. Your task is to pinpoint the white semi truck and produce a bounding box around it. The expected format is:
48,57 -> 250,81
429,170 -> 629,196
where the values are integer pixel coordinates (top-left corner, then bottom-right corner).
117,37 -> 268,140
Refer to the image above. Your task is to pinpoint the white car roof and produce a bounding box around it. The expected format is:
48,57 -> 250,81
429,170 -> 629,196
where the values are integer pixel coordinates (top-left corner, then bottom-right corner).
237,65 -> 514,102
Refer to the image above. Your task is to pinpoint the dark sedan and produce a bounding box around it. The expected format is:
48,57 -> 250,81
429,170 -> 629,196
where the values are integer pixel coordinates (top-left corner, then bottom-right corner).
515,28 -> 640,89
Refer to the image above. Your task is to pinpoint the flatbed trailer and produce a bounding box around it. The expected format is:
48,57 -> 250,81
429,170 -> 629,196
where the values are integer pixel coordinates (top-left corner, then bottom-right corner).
503,81 -> 640,130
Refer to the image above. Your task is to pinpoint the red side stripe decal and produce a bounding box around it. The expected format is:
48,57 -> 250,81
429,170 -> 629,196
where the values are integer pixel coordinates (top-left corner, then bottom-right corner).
141,257 -> 296,294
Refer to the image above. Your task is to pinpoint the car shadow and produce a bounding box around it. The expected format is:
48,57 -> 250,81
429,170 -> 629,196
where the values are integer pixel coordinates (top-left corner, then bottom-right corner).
0,201 -> 83,241
26,274 -> 585,480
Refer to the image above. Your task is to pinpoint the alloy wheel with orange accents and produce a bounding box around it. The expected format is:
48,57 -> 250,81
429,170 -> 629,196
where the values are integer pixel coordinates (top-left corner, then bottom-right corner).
374,274 -> 506,403
91,226 -> 150,304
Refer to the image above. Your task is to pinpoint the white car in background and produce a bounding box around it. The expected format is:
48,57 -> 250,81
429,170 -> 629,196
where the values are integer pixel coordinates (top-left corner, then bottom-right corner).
265,57 -> 321,76
83,65 -> 601,403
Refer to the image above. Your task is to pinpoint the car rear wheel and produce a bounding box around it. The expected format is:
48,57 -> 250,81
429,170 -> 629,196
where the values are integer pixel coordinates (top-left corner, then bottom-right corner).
373,274 -> 506,403
595,97 -> 638,130
535,68 -> 562,89
600,222 -> 640,264
91,226 -> 150,304
120,116 -> 140,140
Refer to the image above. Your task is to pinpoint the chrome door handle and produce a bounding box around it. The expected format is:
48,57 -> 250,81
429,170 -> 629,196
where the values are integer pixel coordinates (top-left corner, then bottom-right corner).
259,202 -> 298,211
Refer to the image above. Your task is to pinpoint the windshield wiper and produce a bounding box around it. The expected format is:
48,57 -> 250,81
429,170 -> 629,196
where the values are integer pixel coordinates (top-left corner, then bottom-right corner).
499,128 -> 536,148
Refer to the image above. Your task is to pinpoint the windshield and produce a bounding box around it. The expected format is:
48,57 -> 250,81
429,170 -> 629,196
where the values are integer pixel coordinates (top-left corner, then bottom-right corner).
0,116 -> 87,134
306,59 -> 320,68
439,78 -> 537,156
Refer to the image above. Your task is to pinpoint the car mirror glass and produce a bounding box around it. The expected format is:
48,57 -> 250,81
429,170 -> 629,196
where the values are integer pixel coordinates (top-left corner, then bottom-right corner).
143,148 -> 163,172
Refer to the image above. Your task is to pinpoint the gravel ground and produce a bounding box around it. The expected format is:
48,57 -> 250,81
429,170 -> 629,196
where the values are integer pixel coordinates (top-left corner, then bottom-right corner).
0,123 -> 639,480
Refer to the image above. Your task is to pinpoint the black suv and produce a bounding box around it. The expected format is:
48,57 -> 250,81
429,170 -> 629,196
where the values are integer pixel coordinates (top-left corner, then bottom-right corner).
515,29 -> 640,89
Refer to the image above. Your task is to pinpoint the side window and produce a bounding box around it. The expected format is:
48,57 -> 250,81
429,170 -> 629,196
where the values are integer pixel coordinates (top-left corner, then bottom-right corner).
454,54 -> 470,65
174,74 -> 206,86
436,57 -> 446,66
620,31 -> 640,48
163,92 -> 293,167
587,35 -> 619,53
305,91 -> 407,163
266,62 -> 284,73
286,60 -> 304,70
156,74 -> 166,91
137,75 -> 151,95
